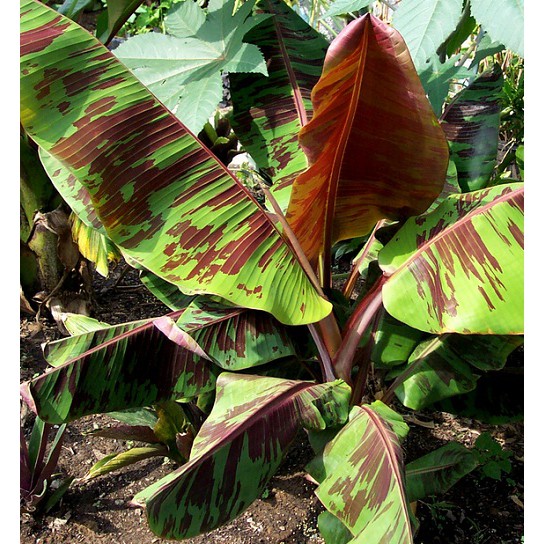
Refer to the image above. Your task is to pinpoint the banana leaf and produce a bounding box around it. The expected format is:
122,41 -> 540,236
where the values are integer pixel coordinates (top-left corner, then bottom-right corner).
135,374 -> 351,539
441,65 -> 504,192
229,0 -> 329,211
405,442 -> 479,502
380,183 -> 524,334
314,405 -> 413,543
20,0 -> 331,326
285,13 -> 449,279
22,312 -> 216,423
393,334 -> 523,410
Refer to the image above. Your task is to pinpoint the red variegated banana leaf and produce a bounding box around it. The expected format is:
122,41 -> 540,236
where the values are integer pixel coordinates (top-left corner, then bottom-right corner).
313,405 -> 413,543
30,297 -> 300,422
441,65 -> 504,192
21,313 -> 216,424
134,374 -> 351,540
379,183 -> 524,334
20,0 -> 331,326
285,13 -> 449,281
176,297 -> 297,370
229,0 -> 329,211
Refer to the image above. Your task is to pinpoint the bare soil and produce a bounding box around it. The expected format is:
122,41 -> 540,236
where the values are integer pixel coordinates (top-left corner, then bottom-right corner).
20,265 -> 524,544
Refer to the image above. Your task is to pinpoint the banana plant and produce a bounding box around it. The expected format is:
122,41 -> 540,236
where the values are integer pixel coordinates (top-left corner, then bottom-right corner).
20,0 -> 523,542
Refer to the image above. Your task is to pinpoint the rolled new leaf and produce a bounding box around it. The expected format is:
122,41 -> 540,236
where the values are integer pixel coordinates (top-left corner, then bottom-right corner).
379,183 -> 524,334
286,13 -> 449,276
137,374 -> 351,540
20,0 -> 331,326
230,0 -> 329,211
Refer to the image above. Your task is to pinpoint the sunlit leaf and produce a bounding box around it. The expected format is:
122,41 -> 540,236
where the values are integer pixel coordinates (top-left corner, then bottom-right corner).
136,374 -> 350,539
286,14 -> 449,273
315,405 -> 413,543
380,184 -> 524,334
392,0 -> 464,72
20,0 -> 332,326
470,0 -> 524,57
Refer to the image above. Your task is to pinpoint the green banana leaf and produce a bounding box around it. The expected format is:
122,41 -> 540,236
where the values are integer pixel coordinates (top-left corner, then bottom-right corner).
441,65 -> 504,192
394,334 -> 523,410
405,442 -> 479,502
371,312 -> 426,369
229,0 -> 329,212
380,183 -> 524,334
135,374 -> 351,539
434,365 -> 523,424
20,0 -> 331,326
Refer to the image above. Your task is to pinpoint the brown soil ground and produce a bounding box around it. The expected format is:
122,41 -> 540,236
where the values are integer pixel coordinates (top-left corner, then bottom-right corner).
20,265 -> 524,544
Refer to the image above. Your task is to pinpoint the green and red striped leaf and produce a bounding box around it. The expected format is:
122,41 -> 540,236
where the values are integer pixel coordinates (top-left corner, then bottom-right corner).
285,13 -> 449,277
229,0 -> 329,211
441,65 -> 504,192
177,298 -> 297,370
20,0 -> 331,326
379,183 -> 524,334
315,405 -> 413,543
135,374 -> 350,539
22,312 -> 216,424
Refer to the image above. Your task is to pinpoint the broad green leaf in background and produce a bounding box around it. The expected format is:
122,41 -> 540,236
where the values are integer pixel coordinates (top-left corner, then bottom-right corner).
286,14 -> 449,276
392,0 -> 464,72
437,1 -> 476,59
315,405 -> 413,543
418,54 -> 475,117
321,0 -> 374,20
469,32 -> 505,69
20,0 -> 332,326
96,0 -> 144,44
57,0 -> 94,20
22,311 -> 216,423
470,0 -> 524,57
394,334 -> 523,409
137,374 -> 350,539
405,442 -> 479,502
379,183 -> 524,335
114,0 -> 269,133
230,0 -> 329,212
441,65 -> 504,192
